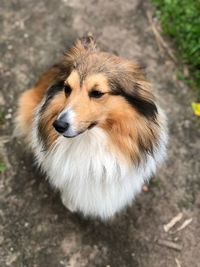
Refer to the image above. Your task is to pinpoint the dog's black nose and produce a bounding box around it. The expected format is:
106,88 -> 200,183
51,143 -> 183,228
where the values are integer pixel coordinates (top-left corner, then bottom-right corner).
53,120 -> 69,133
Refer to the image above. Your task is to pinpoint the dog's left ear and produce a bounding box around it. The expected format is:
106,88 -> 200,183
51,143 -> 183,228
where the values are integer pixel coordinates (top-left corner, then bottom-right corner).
122,82 -> 158,119
111,62 -> 158,119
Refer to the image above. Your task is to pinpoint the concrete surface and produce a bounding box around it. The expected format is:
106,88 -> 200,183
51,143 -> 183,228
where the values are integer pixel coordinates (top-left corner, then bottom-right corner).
0,0 -> 200,266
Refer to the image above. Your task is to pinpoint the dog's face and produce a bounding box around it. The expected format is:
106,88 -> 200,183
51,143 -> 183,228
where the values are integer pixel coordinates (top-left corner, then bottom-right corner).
54,70 -> 115,138
38,37 -> 160,161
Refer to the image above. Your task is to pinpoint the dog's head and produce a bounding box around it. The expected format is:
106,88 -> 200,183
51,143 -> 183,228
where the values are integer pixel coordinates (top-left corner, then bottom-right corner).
39,36 -> 162,161
52,37 -> 157,135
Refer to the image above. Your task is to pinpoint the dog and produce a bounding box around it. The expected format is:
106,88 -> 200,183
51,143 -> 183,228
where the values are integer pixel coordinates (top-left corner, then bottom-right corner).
15,36 -> 168,219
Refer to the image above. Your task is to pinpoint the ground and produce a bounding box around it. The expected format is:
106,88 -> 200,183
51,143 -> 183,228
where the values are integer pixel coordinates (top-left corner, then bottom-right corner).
0,1 -> 200,267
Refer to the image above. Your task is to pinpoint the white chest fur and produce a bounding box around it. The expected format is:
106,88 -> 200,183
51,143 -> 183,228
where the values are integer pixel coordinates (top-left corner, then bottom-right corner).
32,126 -> 166,219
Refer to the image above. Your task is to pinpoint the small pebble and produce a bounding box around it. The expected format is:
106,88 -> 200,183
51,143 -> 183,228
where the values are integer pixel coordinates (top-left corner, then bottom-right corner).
54,215 -> 58,221
0,94 -> 5,106
142,185 -> 149,192
0,236 -> 4,245
183,120 -> 190,128
8,45 -> 13,50
5,113 -> 12,119
24,222 -> 29,227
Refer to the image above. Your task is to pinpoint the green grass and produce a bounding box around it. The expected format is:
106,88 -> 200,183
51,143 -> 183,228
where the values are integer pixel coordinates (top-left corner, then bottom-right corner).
0,162 -> 7,173
0,110 -> 5,125
152,0 -> 200,98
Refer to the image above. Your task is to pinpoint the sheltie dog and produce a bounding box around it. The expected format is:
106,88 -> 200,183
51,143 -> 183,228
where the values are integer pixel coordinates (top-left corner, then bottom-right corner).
15,36 -> 168,219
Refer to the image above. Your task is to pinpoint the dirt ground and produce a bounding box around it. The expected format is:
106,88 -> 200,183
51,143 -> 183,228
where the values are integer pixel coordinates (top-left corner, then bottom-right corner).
0,0 -> 200,266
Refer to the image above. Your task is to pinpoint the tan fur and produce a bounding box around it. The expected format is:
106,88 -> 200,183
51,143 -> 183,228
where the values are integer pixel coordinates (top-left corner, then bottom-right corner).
66,70 -> 80,90
100,98 -> 159,163
16,89 -> 40,137
83,73 -> 111,93
16,65 -> 62,137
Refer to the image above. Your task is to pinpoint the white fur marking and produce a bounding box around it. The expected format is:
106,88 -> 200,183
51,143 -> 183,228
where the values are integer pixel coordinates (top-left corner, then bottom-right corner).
31,120 -> 167,219
58,107 -> 77,137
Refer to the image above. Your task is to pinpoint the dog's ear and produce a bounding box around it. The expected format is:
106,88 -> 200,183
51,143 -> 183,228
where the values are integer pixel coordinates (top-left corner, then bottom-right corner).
120,82 -> 158,119
110,62 -> 158,119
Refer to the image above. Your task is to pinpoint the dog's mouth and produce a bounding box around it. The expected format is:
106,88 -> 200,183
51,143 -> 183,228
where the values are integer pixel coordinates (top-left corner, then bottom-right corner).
62,122 -> 98,138
87,121 -> 97,130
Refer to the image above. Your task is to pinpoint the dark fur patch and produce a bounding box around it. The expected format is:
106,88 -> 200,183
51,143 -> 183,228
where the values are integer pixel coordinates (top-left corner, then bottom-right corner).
120,91 -> 158,119
39,80 -> 64,114
37,80 -> 64,148
110,83 -> 158,119
138,134 -> 153,156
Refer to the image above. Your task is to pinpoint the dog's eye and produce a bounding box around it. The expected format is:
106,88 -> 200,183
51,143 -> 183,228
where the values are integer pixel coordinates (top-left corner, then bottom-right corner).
89,90 -> 104,98
64,84 -> 72,96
